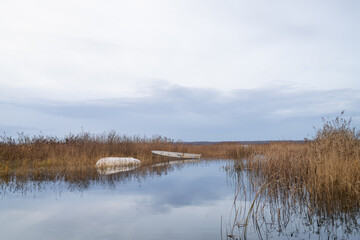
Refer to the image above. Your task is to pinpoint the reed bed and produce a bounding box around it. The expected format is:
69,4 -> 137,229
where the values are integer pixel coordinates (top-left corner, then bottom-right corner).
245,115 -> 360,214
1,115 -> 359,238
228,115 -> 360,239
0,131 -> 251,182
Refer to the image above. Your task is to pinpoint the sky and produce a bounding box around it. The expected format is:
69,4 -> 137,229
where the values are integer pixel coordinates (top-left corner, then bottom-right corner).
0,0 -> 359,141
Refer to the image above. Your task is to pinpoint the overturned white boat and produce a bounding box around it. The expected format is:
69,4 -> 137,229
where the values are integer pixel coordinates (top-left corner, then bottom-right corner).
96,157 -> 141,175
151,150 -> 201,159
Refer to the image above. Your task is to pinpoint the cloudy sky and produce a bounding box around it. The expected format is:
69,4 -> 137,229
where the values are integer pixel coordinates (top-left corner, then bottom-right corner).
0,0 -> 359,141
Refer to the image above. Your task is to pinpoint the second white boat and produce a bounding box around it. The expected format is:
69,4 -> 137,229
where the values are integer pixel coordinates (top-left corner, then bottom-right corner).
151,150 -> 201,159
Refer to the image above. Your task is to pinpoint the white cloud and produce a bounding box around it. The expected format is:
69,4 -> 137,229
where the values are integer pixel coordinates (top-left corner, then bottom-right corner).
0,0 -> 359,102
0,1 -> 359,140
0,84 -> 359,140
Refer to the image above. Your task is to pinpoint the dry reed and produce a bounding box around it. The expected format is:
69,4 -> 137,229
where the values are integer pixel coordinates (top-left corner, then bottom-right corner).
0,131 -> 251,183
230,114 -> 360,238
245,115 -> 360,214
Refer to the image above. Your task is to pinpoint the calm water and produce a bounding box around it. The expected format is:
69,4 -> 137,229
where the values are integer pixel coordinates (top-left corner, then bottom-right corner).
0,160 -> 359,240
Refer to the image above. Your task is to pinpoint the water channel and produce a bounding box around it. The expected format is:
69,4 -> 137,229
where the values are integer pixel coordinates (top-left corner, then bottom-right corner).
0,160 -> 359,239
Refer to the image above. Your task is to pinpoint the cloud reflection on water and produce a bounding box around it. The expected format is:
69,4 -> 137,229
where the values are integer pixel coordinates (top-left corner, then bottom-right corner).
0,160 -> 233,240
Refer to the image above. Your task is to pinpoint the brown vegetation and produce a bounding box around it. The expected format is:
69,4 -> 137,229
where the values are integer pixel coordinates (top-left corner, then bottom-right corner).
241,115 -> 360,214
0,131 -> 251,182
225,115 -> 360,240
1,115 -> 359,220
1,115 -> 360,238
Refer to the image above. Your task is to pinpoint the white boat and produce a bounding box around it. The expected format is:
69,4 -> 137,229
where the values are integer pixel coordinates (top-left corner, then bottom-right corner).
151,150 -> 201,159
96,157 -> 141,175
96,157 -> 141,167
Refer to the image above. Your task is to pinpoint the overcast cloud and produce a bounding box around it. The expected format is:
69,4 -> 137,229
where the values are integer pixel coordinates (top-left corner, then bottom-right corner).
1,84 -> 359,141
0,0 -> 359,140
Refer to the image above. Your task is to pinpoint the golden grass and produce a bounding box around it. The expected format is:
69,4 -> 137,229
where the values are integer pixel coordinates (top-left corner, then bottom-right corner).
0,131 -> 251,182
1,115 -> 359,220
241,115 -> 360,218
1,115 -> 360,237
223,115 -> 360,239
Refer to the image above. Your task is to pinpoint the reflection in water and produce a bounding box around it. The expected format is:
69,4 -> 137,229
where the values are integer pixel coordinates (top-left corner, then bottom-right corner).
0,160 -> 236,240
0,159 -> 205,195
96,165 -> 140,175
223,162 -> 360,239
150,159 -> 201,167
95,159 -> 201,175
0,160 -> 359,240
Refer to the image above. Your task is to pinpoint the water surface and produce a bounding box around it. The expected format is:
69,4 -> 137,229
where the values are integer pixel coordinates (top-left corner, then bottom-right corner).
1,160 -> 236,240
0,160 -> 359,240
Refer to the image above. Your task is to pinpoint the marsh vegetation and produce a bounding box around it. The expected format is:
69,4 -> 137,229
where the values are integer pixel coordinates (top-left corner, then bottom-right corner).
0,115 -> 359,239
0,131 -> 250,183
225,115 -> 360,239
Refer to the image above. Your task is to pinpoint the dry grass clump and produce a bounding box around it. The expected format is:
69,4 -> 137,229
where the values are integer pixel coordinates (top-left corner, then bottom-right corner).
306,116 -> 360,213
225,115 -> 360,239
244,115 -> 360,217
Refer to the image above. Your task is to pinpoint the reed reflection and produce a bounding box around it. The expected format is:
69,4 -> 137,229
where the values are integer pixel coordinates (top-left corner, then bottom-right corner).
0,159 -> 206,196
223,161 -> 360,240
